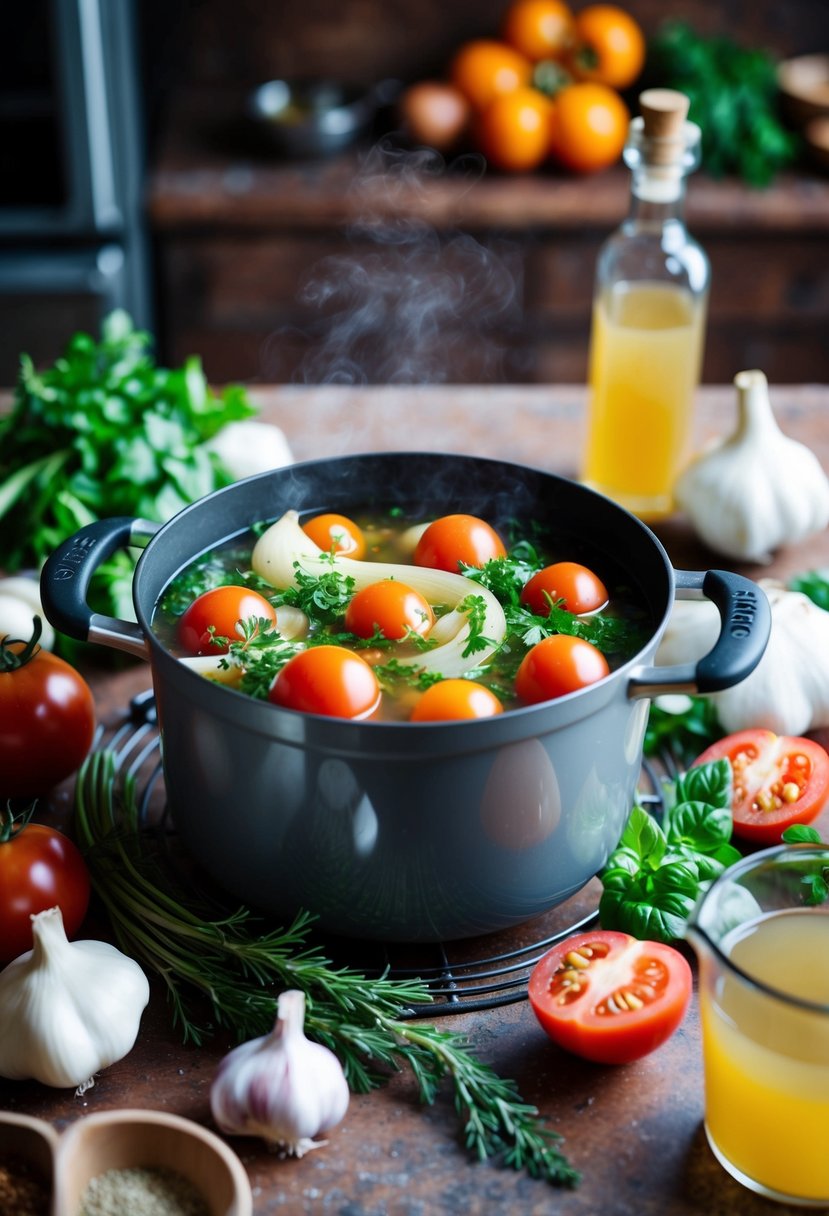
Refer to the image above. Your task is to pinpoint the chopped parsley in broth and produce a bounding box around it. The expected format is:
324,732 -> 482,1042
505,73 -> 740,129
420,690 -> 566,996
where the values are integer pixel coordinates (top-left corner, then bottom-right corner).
153,508 -> 652,721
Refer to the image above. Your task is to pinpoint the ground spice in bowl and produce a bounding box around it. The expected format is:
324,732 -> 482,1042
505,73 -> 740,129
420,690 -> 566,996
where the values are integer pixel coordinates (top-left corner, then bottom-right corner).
78,1165 -> 211,1216
0,1152 -> 51,1216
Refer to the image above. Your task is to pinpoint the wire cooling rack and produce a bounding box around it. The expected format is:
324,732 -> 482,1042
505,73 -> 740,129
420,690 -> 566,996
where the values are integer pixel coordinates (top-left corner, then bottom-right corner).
93,691 -> 667,1019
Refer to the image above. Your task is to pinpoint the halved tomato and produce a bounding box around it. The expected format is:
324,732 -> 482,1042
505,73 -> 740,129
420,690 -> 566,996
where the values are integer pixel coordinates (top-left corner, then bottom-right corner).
528,929 -> 692,1064
692,729 -> 829,844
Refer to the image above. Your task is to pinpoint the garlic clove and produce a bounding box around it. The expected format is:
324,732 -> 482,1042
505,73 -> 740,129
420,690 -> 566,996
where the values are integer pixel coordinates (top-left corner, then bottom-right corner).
713,582 -> 829,736
675,370 -> 829,563
210,989 -> 350,1157
0,906 -> 149,1091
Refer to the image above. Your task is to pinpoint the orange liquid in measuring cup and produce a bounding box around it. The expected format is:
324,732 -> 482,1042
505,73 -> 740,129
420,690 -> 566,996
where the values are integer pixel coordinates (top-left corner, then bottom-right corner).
583,281 -> 706,519
700,909 -> 829,1203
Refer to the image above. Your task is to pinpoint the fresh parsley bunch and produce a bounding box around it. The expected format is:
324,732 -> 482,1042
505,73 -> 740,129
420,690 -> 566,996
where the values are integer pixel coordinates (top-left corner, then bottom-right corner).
0,310 -> 256,620
599,758 -> 741,943
646,22 -> 799,187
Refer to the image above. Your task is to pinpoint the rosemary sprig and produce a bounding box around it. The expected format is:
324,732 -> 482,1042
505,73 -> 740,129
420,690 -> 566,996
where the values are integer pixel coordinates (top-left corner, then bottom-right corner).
73,749 -> 578,1187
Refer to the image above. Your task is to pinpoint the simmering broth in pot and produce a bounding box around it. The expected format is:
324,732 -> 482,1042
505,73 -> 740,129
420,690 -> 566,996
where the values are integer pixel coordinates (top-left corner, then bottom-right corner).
153,506 -> 652,722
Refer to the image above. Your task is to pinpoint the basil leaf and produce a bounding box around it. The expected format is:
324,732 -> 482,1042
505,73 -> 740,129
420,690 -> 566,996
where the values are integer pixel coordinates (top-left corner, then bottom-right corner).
615,804 -> 667,868
667,799 -> 734,854
674,758 -> 732,811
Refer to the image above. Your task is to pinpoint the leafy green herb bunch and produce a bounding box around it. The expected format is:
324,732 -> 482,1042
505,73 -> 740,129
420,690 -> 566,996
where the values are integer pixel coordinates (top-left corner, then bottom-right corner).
0,310 -> 256,620
645,21 -> 799,187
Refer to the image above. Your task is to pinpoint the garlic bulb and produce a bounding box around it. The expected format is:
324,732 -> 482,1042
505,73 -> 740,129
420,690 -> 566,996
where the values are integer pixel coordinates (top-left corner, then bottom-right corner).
656,581 -> 829,735
210,989 -> 350,1157
204,419 -> 293,481
0,906 -> 150,1092
675,370 -> 829,563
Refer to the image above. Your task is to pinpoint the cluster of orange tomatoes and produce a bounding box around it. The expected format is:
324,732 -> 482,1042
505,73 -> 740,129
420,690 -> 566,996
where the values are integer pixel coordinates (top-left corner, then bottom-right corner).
399,0 -> 646,174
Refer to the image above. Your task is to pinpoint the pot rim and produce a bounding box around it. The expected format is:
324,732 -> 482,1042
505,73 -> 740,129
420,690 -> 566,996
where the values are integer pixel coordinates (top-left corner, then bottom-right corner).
132,451 -> 674,749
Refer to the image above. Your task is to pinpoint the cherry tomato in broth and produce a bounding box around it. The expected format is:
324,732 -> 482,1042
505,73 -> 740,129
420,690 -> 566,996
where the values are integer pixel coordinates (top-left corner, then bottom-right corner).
692,730 -> 829,844
178,586 -> 277,655
270,645 -> 381,720
521,561 -> 609,615
410,679 -> 504,721
302,513 -> 367,559
528,930 -> 692,1064
0,821 -> 91,963
413,514 -> 507,572
516,633 -> 610,703
345,580 -> 435,640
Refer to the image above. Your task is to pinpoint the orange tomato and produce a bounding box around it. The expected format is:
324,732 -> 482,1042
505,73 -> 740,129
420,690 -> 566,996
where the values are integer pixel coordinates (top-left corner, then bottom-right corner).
270,646 -> 381,719
569,4 -> 645,90
501,0 -> 576,63
178,586 -> 277,655
520,561 -> 609,615
413,514 -> 507,572
449,39 -> 533,113
410,679 -> 504,721
515,634 -> 610,703
344,580 -> 435,640
301,513 -> 366,558
549,81 -> 628,173
477,86 -> 555,172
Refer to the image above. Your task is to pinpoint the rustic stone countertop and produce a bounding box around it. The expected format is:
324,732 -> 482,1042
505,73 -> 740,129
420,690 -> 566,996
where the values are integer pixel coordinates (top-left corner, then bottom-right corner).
2,385 -> 828,1215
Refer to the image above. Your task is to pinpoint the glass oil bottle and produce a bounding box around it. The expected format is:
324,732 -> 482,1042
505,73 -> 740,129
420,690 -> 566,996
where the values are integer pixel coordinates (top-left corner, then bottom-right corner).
582,88 -> 710,519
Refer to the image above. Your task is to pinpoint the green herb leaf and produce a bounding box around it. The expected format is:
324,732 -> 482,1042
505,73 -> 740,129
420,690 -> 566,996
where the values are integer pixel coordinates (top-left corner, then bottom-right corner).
599,758 -> 739,944
644,695 -> 722,764
788,569 -> 829,612
645,21 -> 799,187
73,748 -> 579,1188
0,311 -> 257,628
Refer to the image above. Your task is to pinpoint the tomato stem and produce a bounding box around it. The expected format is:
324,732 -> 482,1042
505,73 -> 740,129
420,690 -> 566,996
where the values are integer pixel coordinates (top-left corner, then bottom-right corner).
0,614 -> 44,673
0,800 -> 37,843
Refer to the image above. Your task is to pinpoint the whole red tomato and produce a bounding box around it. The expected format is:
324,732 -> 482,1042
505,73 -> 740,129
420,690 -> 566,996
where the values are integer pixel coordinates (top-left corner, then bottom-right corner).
0,618 -> 96,799
0,811 -> 91,962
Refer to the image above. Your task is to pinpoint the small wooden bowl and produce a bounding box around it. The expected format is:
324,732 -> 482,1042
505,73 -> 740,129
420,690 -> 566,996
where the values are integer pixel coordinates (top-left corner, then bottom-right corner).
0,1112 -> 58,1215
55,1110 -> 252,1216
777,54 -> 829,128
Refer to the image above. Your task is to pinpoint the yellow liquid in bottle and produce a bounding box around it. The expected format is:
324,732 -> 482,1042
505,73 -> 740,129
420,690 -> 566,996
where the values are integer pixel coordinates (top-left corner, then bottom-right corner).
583,280 -> 706,519
700,909 -> 829,1204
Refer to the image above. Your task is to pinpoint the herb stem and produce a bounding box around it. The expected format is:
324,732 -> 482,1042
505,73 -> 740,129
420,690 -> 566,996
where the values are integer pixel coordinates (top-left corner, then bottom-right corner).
73,746 -> 578,1187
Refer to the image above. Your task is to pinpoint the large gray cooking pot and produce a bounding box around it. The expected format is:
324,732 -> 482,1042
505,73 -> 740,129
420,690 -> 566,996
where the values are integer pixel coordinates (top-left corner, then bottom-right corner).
41,453 -> 770,942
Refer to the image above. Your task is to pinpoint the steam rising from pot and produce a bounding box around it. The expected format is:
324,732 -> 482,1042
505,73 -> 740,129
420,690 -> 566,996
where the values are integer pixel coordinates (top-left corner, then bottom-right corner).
260,140 -> 527,384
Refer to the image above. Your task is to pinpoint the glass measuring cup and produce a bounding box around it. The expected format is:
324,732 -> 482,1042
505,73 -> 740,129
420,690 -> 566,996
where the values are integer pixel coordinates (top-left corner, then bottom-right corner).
685,843 -> 829,1206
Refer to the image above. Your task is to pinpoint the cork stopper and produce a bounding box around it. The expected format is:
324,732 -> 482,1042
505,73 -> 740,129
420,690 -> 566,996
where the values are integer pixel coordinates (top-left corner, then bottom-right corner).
638,88 -> 691,165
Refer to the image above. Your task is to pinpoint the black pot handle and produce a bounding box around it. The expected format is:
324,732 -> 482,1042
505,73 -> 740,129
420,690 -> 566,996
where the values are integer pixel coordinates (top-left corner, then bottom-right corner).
628,569 -> 771,699
40,517 -> 158,660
